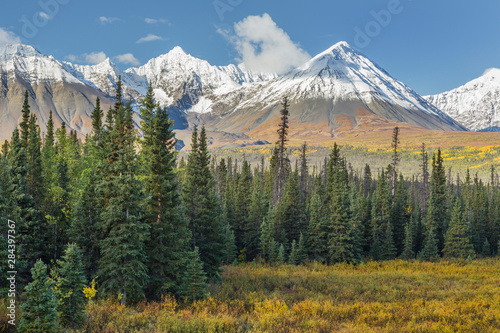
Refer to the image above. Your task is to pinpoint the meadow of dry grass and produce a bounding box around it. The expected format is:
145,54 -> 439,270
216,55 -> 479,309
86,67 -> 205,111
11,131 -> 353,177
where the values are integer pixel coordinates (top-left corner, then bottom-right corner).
4,259 -> 496,332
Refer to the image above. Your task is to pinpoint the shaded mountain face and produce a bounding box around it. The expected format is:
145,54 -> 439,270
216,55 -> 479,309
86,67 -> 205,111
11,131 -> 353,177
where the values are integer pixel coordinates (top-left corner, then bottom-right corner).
0,42 -> 466,146
425,68 -> 500,131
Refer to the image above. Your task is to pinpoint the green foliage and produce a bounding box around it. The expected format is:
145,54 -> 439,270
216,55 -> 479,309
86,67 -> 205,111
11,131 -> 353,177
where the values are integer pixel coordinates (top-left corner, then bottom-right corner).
140,86 -> 191,299
443,201 -> 475,259
179,247 -> 208,302
182,126 -> 225,280
19,260 -> 57,333
53,243 -> 87,329
97,91 -> 149,305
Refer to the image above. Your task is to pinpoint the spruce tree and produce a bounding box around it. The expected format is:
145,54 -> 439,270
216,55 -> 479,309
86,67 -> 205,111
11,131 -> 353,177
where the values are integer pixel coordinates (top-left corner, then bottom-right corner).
420,227 -> 439,261
9,128 -> 42,278
182,126 -> 224,280
97,100 -> 149,305
277,243 -> 286,264
224,222 -> 237,265
327,160 -> 358,264
307,179 -> 328,262
246,171 -> 267,259
20,90 -> 31,150
273,96 -> 290,202
370,170 -> 391,260
178,247 -> 208,302
53,244 -> 87,329
381,220 -> 396,260
401,222 -> 415,260
427,149 -> 447,252
443,201 -> 474,259
482,238 -> 491,257
289,239 -> 298,265
91,97 -> 104,144
26,114 -> 43,205
19,259 -> 57,333
140,86 -> 191,299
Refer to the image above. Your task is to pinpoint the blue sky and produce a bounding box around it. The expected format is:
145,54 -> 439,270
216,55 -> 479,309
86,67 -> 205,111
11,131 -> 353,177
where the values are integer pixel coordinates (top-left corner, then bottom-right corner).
0,0 -> 499,95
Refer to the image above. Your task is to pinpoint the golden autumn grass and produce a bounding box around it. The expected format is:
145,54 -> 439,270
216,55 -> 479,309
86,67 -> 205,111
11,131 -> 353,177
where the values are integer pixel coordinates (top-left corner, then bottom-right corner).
3,259 -> 498,332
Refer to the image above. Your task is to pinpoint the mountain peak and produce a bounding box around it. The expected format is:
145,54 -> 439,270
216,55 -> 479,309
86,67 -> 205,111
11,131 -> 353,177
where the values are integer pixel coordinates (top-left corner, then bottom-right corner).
0,43 -> 40,61
169,46 -> 188,56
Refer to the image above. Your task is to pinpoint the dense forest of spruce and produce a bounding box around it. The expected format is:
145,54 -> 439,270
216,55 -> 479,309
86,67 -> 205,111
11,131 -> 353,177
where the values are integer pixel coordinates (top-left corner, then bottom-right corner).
1,79 -> 500,331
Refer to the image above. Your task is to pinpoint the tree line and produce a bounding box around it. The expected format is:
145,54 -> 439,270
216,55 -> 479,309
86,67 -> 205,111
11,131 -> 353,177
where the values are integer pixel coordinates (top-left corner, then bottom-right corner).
0,85 -> 499,331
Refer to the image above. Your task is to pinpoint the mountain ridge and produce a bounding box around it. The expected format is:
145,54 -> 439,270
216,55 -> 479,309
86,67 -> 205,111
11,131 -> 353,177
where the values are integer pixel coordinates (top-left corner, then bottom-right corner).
0,41 -> 467,145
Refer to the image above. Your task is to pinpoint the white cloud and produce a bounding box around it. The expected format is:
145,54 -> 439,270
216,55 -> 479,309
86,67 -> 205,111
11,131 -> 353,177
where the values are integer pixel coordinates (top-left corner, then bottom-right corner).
39,12 -> 52,20
65,54 -> 77,62
221,13 -> 311,74
84,52 -> 107,65
0,27 -> 21,45
136,34 -> 163,43
145,18 -> 168,24
99,16 -> 119,24
115,53 -> 140,66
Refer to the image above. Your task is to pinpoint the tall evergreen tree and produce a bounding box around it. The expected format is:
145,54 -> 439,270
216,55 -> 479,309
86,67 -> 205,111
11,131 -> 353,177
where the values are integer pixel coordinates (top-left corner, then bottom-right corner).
273,96 -> 290,202
97,100 -> 149,305
19,259 -> 57,333
178,247 -> 208,302
182,126 -> 225,280
390,126 -> 400,197
9,128 -> 43,278
427,149 -> 447,253
20,90 -> 31,150
140,86 -> 191,298
91,97 -> 104,144
443,201 -> 475,259
53,244 -> 87,329
27,114 -> 43,205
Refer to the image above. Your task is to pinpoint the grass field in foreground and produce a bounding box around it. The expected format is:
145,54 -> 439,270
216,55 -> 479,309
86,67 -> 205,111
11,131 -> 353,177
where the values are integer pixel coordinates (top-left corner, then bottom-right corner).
8,259 -> 497,332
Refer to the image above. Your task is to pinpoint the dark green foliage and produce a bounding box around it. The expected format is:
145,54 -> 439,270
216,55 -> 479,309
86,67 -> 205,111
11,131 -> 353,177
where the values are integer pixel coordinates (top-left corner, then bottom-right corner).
273,97 -> 290,202
246,171 -> 267,259
327,157 -> 359,264
91,97 -> 104,143
401,222 -> 415,260
53,244 -> 87,329
370,170 -> 392,260
427,149 -> 447,252
420,227 -> 439,261
443,201 -> 475,259
19,260 -> 57,333
178,247 -> 208,302
20,90 -> 31,150
182,126 -> 224,280
289,239 -> 298,265
224,223 -> 237,265
482,238 -> 491,257
97,100 -> 149,305
9,128 -> 42,278
140,86 -> 191,299
277,243 -> 286,264
307,178 -> 328,262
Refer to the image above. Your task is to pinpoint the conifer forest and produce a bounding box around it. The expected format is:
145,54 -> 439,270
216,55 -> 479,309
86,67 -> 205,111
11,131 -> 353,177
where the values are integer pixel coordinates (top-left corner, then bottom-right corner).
1,82 -> 500,332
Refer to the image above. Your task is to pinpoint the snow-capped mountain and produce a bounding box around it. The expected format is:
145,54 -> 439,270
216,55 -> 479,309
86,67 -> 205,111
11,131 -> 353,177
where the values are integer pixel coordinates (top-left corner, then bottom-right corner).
124,46 -> 276,110
196,41 -> 466,136
0,44 -> 114,141
0,41 -> 468,144
425,68 -> 500,131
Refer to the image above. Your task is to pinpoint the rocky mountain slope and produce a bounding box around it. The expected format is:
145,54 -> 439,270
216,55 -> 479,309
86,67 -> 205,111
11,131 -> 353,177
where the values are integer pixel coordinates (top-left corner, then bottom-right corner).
425,68 -> 500,131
